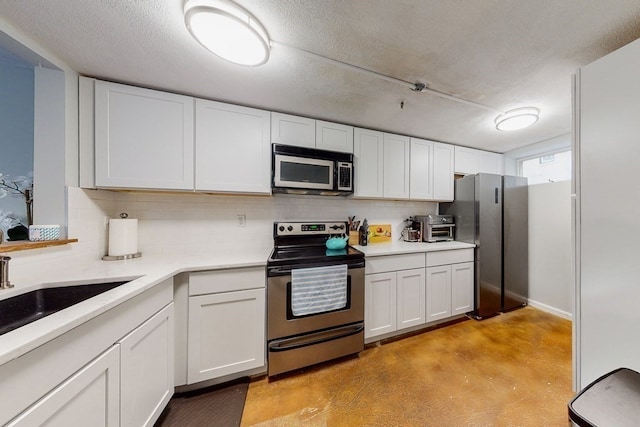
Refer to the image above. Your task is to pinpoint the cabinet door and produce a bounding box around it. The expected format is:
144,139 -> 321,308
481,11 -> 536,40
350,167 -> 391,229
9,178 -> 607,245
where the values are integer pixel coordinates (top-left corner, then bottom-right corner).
396,268 -> 426,330
8,346 -> 120,427
271,112 -> 315,148
365,272 -> 397,338
188,288 -> 265,383
478,151 -> 504,175
316,120 -> 354,153
433,142 -> 455,201
451,262 -> 474,315
454,146 -> 478,175
383,133 -> 410,198
426,265 -> 452,322
119,304 -> 174,427
94,80 -> 194,190
195,99 -> 271,193
409,138 -> 434,200
353,128 -> 384,197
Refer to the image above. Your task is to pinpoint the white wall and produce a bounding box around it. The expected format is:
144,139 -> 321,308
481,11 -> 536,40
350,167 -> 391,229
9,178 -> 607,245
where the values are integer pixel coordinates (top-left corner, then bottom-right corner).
33,67 -> 67,229
527,181 -> 572,318
503,133 -> 571,175
8,187 -> 437,282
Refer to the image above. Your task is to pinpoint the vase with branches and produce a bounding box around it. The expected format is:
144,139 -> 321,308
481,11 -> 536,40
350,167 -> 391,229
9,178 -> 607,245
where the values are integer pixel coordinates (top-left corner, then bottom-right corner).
0,172 -> 33,228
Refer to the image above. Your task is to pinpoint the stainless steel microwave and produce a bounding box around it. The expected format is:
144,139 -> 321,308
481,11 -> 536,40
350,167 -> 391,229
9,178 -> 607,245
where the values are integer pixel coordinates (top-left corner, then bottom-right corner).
272,144 -> 354,196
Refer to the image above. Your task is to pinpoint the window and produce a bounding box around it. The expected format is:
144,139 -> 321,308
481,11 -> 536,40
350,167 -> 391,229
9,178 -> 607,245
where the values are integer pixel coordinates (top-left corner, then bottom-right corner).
519,149 -> 571,185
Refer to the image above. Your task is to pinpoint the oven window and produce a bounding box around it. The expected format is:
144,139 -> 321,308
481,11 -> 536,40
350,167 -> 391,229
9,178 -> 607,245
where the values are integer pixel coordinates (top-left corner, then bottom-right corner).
286,276 -> 352,319
432,227 -> 454,237
281,161 -> 330,185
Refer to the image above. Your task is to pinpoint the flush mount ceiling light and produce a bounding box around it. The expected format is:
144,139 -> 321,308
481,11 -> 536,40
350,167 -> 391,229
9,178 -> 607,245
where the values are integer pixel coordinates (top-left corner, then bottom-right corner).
495,107 -> 540,131
184,0 -> 270,66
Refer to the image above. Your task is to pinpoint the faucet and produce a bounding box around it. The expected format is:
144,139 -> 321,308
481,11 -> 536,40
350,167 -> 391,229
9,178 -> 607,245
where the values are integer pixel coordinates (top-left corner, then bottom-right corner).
0,256 -> 12,289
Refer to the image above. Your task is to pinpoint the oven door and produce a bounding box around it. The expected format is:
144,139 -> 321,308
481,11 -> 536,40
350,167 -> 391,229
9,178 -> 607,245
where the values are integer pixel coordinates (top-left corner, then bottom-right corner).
267,265 -> 364,341
273,154 -> 334,191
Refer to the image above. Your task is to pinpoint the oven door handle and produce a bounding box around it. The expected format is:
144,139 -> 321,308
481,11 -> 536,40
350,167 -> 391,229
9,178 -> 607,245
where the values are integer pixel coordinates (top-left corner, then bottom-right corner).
268,261 -> 365,276
269,323 -> 364,352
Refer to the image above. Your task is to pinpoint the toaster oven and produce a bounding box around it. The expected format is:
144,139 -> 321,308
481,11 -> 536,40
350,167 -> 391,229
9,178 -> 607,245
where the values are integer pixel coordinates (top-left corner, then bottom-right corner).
412,215 -> 455,242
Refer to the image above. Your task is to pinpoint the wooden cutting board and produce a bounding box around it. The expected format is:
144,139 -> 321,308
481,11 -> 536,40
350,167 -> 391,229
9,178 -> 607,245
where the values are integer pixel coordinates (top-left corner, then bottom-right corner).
368,224 -> 392,243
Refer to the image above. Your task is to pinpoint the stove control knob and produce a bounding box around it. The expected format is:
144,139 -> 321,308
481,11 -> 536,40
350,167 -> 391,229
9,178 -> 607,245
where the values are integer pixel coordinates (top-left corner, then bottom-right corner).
287,225 -> 293,232
278,226 -> 285,232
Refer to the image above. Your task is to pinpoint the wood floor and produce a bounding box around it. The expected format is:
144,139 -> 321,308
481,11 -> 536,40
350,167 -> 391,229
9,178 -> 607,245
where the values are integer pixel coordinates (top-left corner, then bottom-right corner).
241,307 -> 573,426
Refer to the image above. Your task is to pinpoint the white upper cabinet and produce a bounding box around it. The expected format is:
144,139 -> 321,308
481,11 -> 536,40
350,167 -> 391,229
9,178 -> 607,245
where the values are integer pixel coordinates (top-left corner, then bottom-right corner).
355,129 -> 410,199
354,127 -> 385,197
409,138 -> 434,200
433,142 -> 455,201
195,100 -> 271,194
477,150 -> 504,175
271,113 -> 353,153
270,112 -> 315,148
316,120 -> 354,153
94,80 -> 195,190
383,133 -> 410,199
454,146 -> 504,175
454,146 -> 478,175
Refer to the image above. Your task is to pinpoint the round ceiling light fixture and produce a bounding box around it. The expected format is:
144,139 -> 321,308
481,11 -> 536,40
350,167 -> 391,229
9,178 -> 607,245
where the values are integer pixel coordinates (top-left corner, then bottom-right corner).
184,0 -> 270,67
494,107 -> 540,131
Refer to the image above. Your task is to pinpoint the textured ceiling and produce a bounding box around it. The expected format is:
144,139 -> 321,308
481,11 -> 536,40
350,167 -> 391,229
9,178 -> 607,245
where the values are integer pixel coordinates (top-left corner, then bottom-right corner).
1,0 -> 640,153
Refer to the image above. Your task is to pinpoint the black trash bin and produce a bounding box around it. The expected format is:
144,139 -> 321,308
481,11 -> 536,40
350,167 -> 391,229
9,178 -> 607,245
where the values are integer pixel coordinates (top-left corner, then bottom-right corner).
568,367 -> 640,426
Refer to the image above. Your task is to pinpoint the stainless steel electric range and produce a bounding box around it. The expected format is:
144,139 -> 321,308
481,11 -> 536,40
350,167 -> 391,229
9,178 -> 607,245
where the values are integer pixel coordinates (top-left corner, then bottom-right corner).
266,221 -> 365,377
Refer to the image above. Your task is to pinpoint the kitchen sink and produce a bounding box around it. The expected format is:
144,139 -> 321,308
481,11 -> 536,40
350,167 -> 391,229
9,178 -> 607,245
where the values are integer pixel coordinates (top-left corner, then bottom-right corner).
0,281 -> 128,336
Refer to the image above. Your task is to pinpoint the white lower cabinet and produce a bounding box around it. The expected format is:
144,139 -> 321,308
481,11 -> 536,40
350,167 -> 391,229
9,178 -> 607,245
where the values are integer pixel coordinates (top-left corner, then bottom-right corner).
186,267 -> 266,384
365,249 -> 474,342
426,249 -> 474,322
451,262 -> 474,315
365,254 -> 426,341
397,268 -> 427,329
8,345 -> 121,427
426,265 -> 452,322
365,272 -> 397,337
119,303 -> 174,427
2,280 -> 174,427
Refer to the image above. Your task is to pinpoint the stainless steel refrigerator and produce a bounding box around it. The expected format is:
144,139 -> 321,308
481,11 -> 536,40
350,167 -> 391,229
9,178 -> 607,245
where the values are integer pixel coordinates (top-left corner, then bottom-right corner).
440,173 -> 528,319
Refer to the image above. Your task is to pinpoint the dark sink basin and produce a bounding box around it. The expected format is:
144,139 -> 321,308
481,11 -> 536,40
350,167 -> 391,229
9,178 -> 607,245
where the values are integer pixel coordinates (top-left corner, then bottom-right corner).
0,281 -> 128,336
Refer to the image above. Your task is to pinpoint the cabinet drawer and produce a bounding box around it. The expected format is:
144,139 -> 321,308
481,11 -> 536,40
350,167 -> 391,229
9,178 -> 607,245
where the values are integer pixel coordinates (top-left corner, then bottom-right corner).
426,249 -> 474,267
365,253 -> 425,274
189,267 -> 265,296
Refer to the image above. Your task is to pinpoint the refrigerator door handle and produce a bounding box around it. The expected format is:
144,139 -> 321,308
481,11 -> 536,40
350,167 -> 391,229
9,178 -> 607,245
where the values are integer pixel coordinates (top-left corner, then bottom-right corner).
495,187 -> 499,204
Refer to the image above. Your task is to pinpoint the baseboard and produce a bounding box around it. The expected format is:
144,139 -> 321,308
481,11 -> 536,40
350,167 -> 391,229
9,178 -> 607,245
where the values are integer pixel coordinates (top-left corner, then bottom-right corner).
527,298 -> 572,320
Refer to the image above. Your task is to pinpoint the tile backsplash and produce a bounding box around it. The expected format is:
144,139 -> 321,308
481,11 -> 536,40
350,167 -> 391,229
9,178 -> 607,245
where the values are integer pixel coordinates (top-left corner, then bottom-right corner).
8,186 -> 436,281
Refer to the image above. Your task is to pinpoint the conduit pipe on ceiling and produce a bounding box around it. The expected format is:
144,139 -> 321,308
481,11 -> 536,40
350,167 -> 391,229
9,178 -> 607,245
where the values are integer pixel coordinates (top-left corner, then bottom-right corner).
270,40 -> 502,114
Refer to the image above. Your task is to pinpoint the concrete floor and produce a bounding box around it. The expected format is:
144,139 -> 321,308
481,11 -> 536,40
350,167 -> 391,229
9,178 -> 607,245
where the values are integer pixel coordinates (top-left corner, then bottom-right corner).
241,306 -> 573,426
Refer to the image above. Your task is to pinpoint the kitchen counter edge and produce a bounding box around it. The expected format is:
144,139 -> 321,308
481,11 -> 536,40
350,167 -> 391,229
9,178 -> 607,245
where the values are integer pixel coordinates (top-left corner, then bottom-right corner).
353,240 -> 475,256
0,253 -> 269,366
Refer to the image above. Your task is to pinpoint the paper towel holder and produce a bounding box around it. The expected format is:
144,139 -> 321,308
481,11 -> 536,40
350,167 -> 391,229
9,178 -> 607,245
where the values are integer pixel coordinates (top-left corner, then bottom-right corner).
102,212 -> 142,261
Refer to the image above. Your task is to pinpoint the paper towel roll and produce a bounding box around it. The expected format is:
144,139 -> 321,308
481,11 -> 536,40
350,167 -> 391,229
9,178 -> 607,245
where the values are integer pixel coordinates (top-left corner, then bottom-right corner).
108,218 -> 138,256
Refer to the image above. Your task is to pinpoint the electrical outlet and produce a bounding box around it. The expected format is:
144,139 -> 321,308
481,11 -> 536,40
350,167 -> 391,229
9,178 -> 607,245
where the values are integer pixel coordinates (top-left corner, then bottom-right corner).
237,214 -> 246,227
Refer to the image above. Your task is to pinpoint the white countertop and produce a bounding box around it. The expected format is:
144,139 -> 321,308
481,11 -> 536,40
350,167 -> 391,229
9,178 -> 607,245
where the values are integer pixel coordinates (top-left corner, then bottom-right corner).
0,241 -> 476,366
0,251 -> 269,366
353,240 -> 475,256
